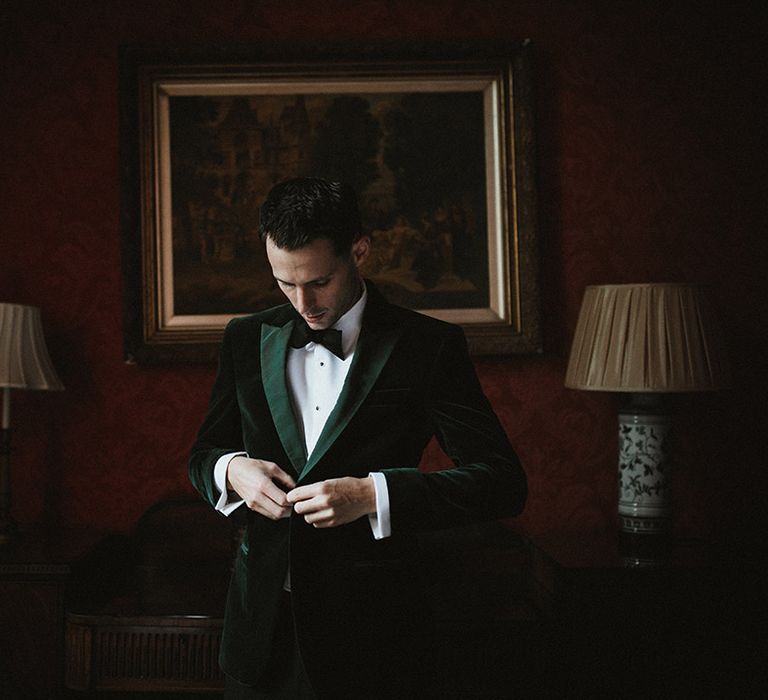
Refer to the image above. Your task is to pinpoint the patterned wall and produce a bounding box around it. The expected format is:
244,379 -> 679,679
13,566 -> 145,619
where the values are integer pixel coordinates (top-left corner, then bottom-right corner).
1,1 -> 765,545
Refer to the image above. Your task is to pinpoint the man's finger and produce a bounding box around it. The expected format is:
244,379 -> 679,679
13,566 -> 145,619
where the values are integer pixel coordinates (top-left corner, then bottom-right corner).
291,496 -> 317,515
247,496 -> 291,521
286,483 -> 321,504
269,465 -> 296,491
304,508 -> 334,526
263,479 -> 292,508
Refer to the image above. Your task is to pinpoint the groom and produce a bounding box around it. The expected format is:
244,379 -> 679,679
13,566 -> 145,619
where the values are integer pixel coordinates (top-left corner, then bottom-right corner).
189,177 -> 527,699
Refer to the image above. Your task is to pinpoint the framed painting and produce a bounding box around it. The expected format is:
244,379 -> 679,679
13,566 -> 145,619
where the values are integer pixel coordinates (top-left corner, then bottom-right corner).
121,42 -> 541,363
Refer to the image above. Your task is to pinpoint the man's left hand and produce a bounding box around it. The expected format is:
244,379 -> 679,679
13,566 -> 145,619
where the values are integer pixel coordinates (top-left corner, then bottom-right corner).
287,476 -> 376,528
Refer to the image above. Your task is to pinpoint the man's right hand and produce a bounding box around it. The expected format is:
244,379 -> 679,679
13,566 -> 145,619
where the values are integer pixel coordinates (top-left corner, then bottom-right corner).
227,456 -> 296,520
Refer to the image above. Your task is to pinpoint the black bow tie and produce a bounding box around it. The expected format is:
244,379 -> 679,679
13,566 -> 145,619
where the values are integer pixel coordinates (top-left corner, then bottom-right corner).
289,320 -> 344,359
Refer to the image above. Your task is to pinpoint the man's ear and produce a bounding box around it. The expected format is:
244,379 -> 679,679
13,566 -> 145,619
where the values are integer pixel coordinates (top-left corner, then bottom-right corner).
351,236 -> 371,269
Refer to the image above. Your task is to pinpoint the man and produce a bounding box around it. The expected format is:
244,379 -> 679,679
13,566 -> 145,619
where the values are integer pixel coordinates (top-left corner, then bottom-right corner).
189,178 -> 527,699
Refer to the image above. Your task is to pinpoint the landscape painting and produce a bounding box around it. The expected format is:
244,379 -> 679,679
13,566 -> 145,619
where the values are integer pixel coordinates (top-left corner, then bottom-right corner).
168,90 -> 489,316
121,43 -> 541,362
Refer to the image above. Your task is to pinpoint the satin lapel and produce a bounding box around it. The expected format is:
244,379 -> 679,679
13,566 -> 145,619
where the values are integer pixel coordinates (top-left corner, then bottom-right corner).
260,321 -> 306,474
299,316 -> 401,480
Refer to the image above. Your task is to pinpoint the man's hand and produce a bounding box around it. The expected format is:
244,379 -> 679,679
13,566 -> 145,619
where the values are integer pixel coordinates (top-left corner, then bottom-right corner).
227,456 -> 295,520
287,477 -> 376,528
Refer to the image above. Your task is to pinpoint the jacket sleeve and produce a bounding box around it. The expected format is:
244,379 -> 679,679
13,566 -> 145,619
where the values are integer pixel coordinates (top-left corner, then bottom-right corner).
189,321 -> 246,507
380,325 -> 527,532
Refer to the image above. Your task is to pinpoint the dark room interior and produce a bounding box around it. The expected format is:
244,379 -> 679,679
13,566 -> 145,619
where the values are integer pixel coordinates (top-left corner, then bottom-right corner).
1,1 -> 766,697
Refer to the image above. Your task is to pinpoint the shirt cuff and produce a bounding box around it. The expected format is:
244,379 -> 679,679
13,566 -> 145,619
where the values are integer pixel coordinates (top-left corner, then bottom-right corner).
367,472 -> 391,540
214,452 -> 247,516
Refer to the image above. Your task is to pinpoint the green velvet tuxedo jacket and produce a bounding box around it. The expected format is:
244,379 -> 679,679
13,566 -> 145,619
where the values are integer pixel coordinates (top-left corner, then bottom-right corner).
189,283 -> 527,698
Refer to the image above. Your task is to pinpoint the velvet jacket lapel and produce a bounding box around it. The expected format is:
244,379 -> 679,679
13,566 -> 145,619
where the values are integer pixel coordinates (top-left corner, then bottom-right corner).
300,293 -> 401,480
260,319 -> 306,475
259,284 -> 402,482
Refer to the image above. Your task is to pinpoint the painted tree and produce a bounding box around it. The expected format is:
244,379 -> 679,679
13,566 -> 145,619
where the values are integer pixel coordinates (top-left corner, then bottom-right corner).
311,95 -> 381,197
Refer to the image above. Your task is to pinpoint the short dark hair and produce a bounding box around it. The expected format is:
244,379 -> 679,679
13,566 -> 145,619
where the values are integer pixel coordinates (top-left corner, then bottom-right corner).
258,177 -> 362,256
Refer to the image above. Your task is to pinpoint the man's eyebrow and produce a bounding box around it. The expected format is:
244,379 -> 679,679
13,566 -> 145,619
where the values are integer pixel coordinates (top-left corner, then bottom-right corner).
274,274 -> 332,285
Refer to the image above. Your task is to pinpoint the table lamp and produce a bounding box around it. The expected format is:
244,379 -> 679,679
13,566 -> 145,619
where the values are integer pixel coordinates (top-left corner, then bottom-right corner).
0,303 -> 64,544
565,284 -> 728,535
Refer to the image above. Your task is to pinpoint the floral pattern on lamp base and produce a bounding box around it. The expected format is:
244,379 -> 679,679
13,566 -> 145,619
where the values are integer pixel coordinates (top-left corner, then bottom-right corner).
617,411 -> 671,534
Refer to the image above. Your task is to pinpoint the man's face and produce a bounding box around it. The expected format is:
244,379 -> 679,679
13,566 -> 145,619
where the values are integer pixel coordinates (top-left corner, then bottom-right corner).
266,236 -> 369,330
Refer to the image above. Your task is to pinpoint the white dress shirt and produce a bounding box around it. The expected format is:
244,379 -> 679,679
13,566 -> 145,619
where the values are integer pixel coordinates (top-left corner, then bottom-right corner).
212,283 -> 391,540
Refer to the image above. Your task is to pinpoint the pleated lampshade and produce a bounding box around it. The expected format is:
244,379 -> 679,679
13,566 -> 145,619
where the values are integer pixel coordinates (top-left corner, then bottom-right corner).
565,284 -> 729,393
0,303 -> 64,391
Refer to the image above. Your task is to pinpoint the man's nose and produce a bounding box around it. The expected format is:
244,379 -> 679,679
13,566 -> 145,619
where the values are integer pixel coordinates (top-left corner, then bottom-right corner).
295,286 -> 315,313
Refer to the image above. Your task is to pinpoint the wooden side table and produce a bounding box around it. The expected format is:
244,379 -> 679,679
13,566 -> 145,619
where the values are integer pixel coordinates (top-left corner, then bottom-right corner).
524,528 -> 733,697
63,498 -> 236,694
65,612 -> 224,693
0,529 -> 106,698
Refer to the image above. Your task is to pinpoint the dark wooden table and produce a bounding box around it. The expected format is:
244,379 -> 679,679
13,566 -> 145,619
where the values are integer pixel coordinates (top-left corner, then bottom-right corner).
524,527 -> 758,697
0,528 -> 108,698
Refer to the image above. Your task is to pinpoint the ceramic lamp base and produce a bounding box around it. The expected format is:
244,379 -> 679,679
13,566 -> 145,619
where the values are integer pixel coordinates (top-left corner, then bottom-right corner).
617,395 -> 672,535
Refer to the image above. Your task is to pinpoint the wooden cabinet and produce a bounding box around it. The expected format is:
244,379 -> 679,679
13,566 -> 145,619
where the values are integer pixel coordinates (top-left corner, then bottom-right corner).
525,528 -> 744,697
63,498 -> 235,694
65,613 -> 224,693
0,530 -> 105,698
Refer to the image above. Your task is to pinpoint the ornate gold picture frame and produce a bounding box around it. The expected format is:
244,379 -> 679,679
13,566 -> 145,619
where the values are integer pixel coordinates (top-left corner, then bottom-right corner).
121,42 -> 541,363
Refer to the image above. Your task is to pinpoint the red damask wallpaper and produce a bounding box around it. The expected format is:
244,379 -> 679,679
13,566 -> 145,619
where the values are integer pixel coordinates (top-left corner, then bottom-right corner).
0,1 -> 765,550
